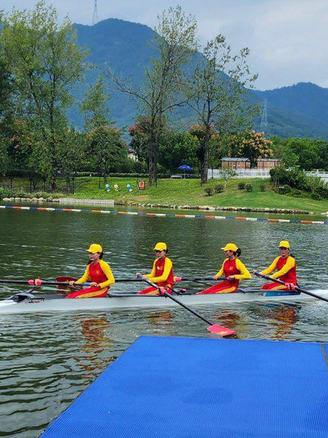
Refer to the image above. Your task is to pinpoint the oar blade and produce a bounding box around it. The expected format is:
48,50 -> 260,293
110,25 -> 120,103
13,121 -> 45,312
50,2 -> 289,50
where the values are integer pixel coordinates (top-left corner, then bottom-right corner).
207,324 -> 237,337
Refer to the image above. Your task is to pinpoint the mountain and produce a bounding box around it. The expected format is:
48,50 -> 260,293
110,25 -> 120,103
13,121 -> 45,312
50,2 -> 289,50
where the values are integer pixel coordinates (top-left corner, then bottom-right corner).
71,18 -> 328,140
252,83 -> 328,139
70,18 -> 156,128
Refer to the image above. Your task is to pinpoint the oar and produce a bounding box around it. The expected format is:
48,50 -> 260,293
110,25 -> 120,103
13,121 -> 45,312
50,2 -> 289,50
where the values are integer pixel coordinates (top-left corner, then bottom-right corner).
175,276 -> 227,282
57,275 -> 143,283
139,276 -> 236,337
254,272 -> 328,304
175,276 -> 227,287
0,277 -> 145,287
0,279 -> 92,287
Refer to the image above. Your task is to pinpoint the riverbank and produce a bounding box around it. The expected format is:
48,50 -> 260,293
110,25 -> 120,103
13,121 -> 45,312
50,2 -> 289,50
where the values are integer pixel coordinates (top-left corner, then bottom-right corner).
2,177 -> 328,214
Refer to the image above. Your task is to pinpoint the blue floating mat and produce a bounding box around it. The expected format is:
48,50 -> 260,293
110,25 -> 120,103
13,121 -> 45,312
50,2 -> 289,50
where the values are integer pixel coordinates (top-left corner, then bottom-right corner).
40,336 -> 328,438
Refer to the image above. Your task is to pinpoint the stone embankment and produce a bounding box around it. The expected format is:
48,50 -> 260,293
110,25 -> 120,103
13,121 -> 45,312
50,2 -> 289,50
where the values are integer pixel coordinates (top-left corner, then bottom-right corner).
115,202 -> 311,215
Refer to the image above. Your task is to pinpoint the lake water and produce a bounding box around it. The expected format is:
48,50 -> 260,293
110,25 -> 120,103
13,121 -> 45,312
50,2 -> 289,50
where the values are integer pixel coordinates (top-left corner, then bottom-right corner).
1,205 -> 328,437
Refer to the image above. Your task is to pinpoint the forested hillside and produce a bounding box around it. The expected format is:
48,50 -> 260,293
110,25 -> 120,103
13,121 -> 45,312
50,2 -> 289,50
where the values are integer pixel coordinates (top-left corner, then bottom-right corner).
71,18 -> 328,139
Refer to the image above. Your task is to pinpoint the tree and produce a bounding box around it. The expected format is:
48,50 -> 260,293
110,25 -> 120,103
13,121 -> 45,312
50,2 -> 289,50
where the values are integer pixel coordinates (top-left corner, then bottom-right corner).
216,168 -> 236,189
0,1 -> 88,189
6,119 -> 33,172
108,6 -> 198,186
187,35 -> 258,183
0,58 -> 12,120
223,130 -> 273,167
271,137 -> 328,170
159,131 -> 198,173
57,129 -> 85,192
0,45 -> 14,175
128,117 -> 156,164
86,126 -> 128,181
79,76 -> 112,131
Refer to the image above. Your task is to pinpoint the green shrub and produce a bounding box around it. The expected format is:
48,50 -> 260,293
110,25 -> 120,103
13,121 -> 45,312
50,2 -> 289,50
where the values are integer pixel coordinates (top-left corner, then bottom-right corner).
310,192 -> 322,200
204,187 -> 214,196
238,182 -> 245,190
245,184 -> 253,192
14,192 -> 32,198
292,189 -> 303,197
0,187 -> 12,200
270,165 -> 311,191
214,184 -> 224,193
260,184 -> 266,192
278,185 -> 292,194
316,187 -> 328,199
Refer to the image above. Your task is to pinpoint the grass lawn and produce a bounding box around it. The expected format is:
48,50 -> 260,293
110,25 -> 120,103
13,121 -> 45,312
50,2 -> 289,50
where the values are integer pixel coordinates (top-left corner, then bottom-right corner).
71,177 -> 328,215
2,176 -> 328,214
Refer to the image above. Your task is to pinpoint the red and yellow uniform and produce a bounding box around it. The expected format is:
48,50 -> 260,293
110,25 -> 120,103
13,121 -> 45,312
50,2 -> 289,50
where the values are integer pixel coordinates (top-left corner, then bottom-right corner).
138,256 -> 174,295
66,260 -> 115,299
261,255 -> 297,290
198,258 -> 251,294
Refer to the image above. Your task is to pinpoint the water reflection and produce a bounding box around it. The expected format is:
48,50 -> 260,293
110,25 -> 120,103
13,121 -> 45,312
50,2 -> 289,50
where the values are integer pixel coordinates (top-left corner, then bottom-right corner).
212,309 -> 241,332
74,315 -> 114,377
265,304 -> 300,339
147,311 -> 174,327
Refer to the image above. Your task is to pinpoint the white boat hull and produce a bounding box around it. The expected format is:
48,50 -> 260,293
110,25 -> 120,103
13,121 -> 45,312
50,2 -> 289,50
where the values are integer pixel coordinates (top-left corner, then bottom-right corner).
0,290 -> 327,314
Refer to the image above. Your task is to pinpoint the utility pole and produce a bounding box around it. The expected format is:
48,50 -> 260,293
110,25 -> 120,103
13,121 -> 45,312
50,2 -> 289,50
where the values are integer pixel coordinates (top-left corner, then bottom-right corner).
92,0 -> 99,25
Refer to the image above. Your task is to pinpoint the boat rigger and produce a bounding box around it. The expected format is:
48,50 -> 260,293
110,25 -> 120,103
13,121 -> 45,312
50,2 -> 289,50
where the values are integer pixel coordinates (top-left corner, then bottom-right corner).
38,336 -> 328,438
0,288 -> 327,314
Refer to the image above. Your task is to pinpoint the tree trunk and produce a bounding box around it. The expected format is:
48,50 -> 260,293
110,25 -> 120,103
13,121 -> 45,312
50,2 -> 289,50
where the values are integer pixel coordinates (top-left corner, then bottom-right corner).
50,180 -> 57,191
198,134 -> 210,185
148,130 -> 157,187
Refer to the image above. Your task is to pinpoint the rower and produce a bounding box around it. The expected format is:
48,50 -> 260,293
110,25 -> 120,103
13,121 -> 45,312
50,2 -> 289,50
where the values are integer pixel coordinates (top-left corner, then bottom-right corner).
136,242 -> 174,295
197,243 -> 251,294
255,240 -> 297,291
66,244 -> 115,298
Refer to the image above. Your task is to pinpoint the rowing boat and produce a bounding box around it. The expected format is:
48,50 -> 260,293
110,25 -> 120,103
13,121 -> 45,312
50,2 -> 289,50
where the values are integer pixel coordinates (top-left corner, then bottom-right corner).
0,288 -> 327,314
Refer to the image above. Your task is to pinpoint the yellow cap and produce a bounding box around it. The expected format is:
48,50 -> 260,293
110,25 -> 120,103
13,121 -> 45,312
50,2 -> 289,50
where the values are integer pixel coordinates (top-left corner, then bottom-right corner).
153,242 -> 167,251
86,244 -> 103,253
221,243 -> 238,252
279,240 -> 290,248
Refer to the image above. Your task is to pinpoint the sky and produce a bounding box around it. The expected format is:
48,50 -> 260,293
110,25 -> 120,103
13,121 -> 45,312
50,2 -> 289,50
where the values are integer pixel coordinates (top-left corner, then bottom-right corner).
1,0 -> 328,90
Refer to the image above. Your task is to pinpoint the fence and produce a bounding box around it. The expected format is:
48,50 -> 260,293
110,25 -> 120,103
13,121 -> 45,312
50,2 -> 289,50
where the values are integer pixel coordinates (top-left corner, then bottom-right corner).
208,169 -> 271,179
208,168 -> 328,182
305,171 -> 328,183
0,177 -> 76,194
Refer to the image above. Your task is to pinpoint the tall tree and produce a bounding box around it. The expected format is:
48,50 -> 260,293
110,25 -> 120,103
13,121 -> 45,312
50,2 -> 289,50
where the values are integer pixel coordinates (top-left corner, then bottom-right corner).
80,77 -> 127,182
85,126 -> 128,181
187,35 -> 258,183
108,6 -> 198,186
0,35 -> 14,175
0,1 -> 88,189
159,130 -> 198,173
79,76 -> 112,131
0,61 -> 10,174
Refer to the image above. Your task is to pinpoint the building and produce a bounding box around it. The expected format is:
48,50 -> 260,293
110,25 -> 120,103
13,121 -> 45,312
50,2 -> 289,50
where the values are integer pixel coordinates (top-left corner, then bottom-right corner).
208,156 -> 280,179
257,158 -> 280,169
128,148 -> 137,161
221,157 -> 251,170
